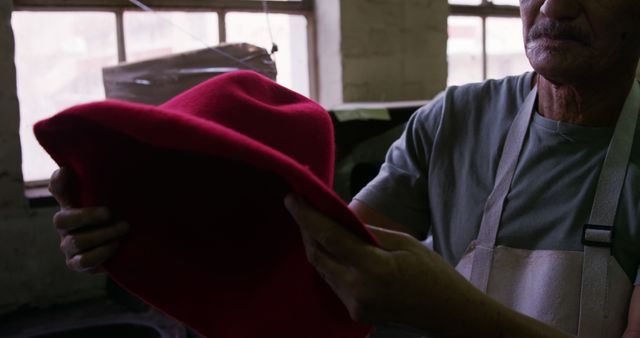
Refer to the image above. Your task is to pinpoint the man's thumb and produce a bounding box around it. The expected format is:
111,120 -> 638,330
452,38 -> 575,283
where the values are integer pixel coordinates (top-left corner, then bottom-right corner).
366,225 -> 415,251
48,168 -> 74,208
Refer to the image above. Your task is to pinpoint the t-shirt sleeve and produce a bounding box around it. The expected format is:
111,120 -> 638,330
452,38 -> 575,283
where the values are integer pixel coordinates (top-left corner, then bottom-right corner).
352,98 -> 443,240
635,265 -> 640,285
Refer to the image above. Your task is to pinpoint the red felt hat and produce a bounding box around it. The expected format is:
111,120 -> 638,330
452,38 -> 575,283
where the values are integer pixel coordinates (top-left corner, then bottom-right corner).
34,70 -> 377,338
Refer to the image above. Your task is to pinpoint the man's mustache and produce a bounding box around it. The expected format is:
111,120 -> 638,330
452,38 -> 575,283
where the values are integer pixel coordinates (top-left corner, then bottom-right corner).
527,21 -> 592,46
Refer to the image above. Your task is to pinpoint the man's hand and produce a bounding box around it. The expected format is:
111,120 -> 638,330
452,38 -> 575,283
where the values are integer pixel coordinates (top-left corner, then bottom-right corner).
284,193 -> 574,337
50,168 -> 129,273
284,193 -> 482,334
624,286 -> 640,338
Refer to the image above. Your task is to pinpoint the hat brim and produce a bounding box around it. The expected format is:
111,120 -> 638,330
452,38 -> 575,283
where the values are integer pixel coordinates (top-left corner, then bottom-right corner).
34,100 -> 377,338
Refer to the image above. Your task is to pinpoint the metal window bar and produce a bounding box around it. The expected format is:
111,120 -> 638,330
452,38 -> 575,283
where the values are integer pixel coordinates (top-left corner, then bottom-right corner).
115,9 -> 126,62
218,9 -> 226,43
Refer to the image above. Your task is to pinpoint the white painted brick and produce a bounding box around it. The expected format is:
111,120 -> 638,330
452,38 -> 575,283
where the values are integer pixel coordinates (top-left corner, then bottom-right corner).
340,0 -> 448,102
0,209 -> 106,315
0,0 -> 26,209
0,1 -> 104,315
315,0 -> 344,108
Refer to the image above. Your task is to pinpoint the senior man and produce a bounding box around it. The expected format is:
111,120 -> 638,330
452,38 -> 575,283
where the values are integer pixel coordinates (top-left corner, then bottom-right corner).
283,0 -> 640,336
50,0 -> 640,336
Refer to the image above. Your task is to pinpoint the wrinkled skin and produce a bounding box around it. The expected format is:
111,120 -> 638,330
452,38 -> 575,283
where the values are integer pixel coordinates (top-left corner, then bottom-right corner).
521,0 -> 640,85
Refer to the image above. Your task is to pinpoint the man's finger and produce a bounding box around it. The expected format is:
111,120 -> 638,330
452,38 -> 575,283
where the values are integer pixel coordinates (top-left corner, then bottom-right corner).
66,242 -> 119,272
53,207 -> 112,234
284,193 -> 374,263
60,221 -> 129,258
297,226 -> 356,299
304,237 -> 350,282
49,168 -> 73,208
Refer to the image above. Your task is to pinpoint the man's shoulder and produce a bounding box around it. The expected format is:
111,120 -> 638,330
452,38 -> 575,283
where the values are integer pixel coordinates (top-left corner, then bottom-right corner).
444,72 -> 534,108
404,72 -> 535,145
412,72 -> 535,113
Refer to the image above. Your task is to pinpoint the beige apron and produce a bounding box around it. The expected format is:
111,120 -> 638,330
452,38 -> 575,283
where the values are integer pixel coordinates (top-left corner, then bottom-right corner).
455,82 -> 640,337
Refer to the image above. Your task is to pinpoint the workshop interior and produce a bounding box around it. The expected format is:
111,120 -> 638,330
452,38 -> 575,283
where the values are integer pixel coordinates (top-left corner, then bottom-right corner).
2,0 -> 640,337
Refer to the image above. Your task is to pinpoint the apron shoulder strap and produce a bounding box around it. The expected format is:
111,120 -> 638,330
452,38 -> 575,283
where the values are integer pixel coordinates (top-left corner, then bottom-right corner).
469,86 -> 538,292
579,80 -> 640,338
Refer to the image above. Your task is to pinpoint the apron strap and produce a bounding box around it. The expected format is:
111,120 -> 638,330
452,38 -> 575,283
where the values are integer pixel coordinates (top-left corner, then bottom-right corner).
578,81 -> 640,338
469,79 -> 639,338
469,86 -> 538,292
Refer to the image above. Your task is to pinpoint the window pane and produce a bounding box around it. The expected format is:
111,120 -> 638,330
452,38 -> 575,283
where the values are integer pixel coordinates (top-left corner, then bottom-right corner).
490,0 -> 520,5
486,17 -> 532,80
124,11 -> 219,62
447,16 -> 483,86
13,12 -> 118,182
226,12 -> 309,97
448,0 -> 482,5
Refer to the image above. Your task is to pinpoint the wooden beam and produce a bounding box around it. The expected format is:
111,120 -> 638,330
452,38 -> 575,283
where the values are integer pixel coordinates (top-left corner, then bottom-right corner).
13,0 -> 313,13
449,4 -> 520,18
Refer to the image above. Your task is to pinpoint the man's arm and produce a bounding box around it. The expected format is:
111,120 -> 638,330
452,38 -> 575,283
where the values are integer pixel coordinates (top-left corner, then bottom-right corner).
624,286 -> 640,338
287,194 -> 574,338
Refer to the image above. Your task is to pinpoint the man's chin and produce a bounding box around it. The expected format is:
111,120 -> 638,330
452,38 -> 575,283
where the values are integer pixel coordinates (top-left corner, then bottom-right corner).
531,65 -> 590,85
526,48 -> 594,84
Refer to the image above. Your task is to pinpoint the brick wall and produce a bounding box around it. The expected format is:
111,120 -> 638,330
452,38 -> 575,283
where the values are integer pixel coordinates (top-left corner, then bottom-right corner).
315,0 -> 344,107
340,0 -> 448,103
315,0 -> 448,107
0,1 -> 105,315
0,0 -> 26,209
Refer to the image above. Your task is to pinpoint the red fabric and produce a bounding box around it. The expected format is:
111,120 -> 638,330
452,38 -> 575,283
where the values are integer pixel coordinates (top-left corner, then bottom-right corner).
34,71 -> 377,338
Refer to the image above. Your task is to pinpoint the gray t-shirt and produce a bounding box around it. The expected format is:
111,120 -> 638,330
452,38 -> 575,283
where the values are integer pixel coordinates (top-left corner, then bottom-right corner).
354,72 -> 640,284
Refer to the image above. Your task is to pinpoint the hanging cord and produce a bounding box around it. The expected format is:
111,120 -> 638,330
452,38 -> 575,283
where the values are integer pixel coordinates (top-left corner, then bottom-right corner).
261,0 -> 278,55
127,0 -> 262,72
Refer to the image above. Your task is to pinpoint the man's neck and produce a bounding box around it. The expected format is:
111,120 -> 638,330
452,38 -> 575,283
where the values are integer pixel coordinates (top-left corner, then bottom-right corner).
536,73 -> 636,127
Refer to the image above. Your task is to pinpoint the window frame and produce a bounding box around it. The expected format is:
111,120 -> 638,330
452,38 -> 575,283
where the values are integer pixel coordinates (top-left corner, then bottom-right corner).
449,1 -> 520,80
13,0 -> 316,200
12,0 -> 318,98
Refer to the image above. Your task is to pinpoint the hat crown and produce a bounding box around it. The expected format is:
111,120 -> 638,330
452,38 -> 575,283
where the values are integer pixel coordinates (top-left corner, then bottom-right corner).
161,71 -> 334,185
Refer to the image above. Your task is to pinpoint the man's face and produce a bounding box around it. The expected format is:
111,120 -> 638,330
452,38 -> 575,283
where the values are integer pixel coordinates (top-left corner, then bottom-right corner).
520,0 -> 640,84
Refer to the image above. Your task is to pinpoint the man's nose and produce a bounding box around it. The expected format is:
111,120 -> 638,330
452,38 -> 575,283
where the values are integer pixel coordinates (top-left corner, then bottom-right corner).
540,0 -> 581,21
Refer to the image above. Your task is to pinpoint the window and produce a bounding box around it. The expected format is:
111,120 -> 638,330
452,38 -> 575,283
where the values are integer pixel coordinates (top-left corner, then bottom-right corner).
123,11 -> 220,62
447,0 -> 532,86
12,0 -> 314,183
